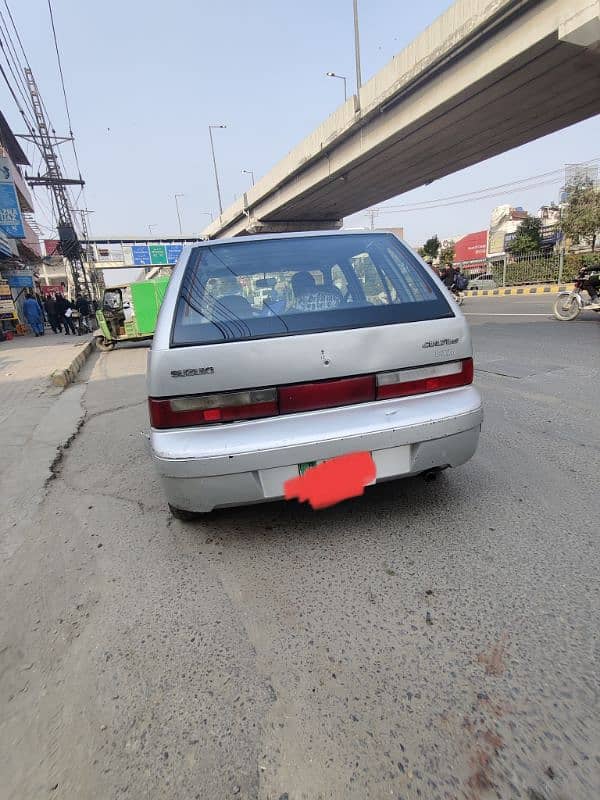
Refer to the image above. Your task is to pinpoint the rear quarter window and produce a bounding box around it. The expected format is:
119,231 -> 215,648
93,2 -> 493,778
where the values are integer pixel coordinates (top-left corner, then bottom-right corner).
171,233 -> 452,346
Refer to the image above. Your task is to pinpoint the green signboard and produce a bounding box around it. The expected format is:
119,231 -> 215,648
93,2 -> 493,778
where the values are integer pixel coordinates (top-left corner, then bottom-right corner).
148,244 -> 167,265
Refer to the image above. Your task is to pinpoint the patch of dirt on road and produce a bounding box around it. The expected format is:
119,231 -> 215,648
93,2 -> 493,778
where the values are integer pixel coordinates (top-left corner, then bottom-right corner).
477,632 -> 509,676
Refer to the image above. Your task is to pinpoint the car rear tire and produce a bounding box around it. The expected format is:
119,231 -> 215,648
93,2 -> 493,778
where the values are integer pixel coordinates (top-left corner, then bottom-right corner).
168,503 -> 200,521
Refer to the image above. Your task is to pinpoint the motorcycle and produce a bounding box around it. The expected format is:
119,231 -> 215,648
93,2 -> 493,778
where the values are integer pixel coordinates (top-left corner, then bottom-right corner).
71,309 -> 93,335
553,270 -> 600,321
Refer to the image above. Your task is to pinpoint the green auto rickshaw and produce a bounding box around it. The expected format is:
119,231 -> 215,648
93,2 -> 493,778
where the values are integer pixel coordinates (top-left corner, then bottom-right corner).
94,276 -> 169,351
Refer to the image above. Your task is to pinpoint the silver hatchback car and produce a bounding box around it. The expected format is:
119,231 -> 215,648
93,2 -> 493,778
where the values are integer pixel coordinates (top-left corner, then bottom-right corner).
147,231 -> 482,518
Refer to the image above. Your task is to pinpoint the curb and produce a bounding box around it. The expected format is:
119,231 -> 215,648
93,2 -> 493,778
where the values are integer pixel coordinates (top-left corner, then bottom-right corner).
50,341 -> 94,388
465,284 -> 574,297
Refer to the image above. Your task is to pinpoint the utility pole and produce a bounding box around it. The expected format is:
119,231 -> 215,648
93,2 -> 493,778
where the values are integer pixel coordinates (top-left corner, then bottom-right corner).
75,209 -> 102,298
23,67 -> 87,297
353,0 -> 362,95
367,209 -> 379,230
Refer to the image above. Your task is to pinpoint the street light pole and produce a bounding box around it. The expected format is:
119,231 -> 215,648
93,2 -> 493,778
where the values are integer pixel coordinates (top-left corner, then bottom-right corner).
174,193 -> 184,236
241,169 -> 255,186
208,124 -> 226,216
353,0 -> 362,93
148,224 -> 157,236
325,72 -> 347,102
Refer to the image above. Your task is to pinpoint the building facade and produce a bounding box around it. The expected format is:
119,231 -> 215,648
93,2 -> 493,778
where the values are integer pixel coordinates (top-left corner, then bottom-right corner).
0,109 -> 43,330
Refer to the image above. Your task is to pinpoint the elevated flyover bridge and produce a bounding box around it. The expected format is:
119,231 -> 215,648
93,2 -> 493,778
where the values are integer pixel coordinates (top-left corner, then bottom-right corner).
203,0 -> 600,239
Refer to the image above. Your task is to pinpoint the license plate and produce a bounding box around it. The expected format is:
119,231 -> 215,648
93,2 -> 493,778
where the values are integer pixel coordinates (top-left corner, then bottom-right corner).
298,456 -> 377,483
298,461 -> 317,475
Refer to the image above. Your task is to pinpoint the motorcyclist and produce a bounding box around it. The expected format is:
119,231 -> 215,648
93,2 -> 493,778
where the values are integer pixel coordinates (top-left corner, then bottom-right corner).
442,264 -> 462,296
441,265 -> 455,289
578,263 -> 600,303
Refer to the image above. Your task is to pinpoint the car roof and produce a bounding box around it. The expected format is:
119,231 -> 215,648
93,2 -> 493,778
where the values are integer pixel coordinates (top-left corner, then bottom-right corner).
201,229 -> 400,247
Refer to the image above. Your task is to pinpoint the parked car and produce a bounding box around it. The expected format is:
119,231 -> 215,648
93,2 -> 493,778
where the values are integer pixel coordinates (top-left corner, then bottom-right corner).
467,273 -> 498,291
147,231 -> 483,518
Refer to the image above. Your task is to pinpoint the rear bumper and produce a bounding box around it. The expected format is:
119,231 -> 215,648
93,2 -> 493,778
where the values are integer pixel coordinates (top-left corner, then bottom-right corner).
151,385 -> 483,512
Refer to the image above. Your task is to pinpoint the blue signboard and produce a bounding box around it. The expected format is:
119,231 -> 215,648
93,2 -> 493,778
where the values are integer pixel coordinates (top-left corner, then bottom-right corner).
0,183 -> 25,238
131,245 -> 151,265
7,274 -> 34,288
540,225 -> 560,245
166,244 -> 183,264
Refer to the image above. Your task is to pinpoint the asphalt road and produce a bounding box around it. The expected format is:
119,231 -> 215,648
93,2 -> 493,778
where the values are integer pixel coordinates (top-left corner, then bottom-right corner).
2,295 -> 599,800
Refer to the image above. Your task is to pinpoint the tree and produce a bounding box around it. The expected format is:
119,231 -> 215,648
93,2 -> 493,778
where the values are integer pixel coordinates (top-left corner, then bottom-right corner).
439,243 -> 455,267
421,235 -> 440,261
562,185 -> 600,252
507,215 -> 541,255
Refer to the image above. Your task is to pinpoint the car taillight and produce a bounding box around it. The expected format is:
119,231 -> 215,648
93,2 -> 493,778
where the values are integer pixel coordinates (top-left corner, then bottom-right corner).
149,359 -> 474,428
148,388 -> 278,429
376,358 -> 473,400
279,375 -> 375,414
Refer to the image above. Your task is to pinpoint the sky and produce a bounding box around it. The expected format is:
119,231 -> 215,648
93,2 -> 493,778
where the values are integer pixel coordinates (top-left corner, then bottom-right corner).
3,0 -> 600,246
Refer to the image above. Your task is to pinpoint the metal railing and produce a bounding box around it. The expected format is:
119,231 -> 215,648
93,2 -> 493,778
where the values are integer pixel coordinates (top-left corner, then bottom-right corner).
478,251 -> 596,287
498,253 -> 560,286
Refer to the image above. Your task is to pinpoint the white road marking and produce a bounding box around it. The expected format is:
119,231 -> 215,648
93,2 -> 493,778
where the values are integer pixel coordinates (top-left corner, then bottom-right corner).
464,312 -> 551,316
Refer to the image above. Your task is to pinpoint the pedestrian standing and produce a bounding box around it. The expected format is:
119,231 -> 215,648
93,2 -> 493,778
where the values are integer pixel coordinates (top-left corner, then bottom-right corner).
75,294 -> 92,334
23,291 -> 45,336
36,293 -> 46,324
43,294 -> 62,333
56,293 -> 76,335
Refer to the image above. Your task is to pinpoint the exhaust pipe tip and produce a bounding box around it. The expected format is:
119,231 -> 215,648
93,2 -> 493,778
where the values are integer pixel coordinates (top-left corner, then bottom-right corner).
421,466 -> 448,482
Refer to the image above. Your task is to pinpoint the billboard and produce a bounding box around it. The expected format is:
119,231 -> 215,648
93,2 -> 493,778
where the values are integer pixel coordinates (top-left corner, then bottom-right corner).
453,231 -> 487,267
540,224 -> 560,246
40,284 -> 65,296
7,273 -> 34,288
0,156 -> 25,239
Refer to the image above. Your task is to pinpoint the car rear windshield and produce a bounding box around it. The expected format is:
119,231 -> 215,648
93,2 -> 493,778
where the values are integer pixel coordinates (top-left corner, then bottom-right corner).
171,233 -> 452,346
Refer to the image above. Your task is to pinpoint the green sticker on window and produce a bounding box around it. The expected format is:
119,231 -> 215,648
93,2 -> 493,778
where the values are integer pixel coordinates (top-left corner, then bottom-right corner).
298,461 -> 317,475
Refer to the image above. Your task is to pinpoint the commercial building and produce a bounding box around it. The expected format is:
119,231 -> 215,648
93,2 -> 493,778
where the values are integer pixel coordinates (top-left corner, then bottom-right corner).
0,109 -> 43,330
487,205 -> 529,258
39,240 -> 69,295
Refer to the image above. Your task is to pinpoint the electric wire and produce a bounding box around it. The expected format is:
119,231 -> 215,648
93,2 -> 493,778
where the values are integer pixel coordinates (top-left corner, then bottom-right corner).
0,16 -> 36,131
372,178 -> 563,214
46,0 -> 83,182
0,61 -> 35,135
352,159 -> 600,218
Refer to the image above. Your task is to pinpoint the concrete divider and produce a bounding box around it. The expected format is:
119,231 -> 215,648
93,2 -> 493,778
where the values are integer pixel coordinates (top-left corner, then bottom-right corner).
465,283 -> 574,298
50,340 -> 94,388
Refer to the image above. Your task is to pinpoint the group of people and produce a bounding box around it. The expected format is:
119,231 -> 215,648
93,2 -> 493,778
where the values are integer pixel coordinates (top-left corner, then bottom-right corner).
438,265 -> 469,296
22,291 -> 95,337
438,265 -> 465,292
